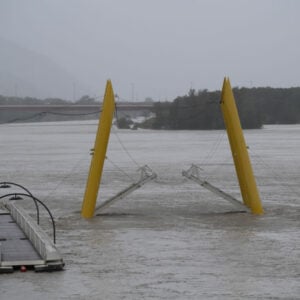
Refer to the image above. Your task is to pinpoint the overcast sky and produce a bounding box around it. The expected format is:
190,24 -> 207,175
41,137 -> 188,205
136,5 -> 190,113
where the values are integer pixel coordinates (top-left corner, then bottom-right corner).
1,0 -> 300,101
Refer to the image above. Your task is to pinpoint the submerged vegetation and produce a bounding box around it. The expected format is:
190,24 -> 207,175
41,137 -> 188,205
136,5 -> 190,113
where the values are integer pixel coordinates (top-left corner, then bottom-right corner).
1,86 -> 300,129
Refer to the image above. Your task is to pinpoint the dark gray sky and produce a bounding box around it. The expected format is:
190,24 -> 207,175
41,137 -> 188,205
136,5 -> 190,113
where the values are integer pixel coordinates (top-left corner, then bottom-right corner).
1,0 -> 300,101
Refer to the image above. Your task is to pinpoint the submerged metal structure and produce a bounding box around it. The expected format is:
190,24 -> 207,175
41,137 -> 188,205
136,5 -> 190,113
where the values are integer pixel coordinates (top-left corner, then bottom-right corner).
182,164 -> 249,212
95,165 -> 157,214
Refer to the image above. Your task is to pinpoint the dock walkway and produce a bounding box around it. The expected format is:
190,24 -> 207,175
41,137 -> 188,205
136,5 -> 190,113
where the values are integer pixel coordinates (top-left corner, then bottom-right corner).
0,202 -> 64,273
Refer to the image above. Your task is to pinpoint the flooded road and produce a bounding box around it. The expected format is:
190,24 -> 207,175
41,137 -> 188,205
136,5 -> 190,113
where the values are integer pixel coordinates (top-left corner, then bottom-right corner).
1,122 -> 299,299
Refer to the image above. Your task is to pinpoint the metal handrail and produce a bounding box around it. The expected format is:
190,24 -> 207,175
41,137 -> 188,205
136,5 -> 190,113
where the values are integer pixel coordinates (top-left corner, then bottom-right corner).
0,182 -> 40,224
0,193 -> 56,244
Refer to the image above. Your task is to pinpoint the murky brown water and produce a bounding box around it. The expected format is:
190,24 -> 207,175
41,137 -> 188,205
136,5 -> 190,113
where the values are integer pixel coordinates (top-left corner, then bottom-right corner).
1,122 -> 299,299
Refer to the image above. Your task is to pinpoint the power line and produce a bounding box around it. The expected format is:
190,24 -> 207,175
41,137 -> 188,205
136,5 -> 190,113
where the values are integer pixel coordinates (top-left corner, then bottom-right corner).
0,110 -> 102,125
44,110 -> 101,116
113,103 -> 141,168
105,156 -> 135,181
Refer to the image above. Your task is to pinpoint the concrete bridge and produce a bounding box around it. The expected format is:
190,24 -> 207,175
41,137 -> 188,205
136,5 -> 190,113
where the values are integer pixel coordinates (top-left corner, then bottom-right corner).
0,102 -> 154,112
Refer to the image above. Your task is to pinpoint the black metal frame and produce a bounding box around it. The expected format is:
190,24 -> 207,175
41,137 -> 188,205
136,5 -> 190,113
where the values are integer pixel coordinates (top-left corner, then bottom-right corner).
0,182 -> 56,244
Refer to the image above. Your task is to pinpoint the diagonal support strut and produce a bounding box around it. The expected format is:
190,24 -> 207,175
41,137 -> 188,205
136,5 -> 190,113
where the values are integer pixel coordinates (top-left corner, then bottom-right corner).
95,165 -> 157,213
182,164 -> 249,212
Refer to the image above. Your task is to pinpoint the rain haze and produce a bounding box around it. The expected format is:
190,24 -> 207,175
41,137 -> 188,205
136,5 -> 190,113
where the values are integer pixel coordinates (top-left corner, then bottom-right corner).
1,1 -> 300,299
0,0 -> 300,100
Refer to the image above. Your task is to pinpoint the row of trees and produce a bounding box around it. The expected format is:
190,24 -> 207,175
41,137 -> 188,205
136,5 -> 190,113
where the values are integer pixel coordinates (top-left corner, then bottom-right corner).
141,87 -> 300,130
1,87 -> 300,129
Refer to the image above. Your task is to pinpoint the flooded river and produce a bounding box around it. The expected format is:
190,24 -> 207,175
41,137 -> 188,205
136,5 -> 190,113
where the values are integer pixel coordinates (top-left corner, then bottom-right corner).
0,122 -> 299,299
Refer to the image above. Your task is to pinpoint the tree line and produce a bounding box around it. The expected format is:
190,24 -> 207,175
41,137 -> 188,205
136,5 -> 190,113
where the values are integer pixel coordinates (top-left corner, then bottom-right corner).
1,87 -> 300,129
140,87 -> 300,130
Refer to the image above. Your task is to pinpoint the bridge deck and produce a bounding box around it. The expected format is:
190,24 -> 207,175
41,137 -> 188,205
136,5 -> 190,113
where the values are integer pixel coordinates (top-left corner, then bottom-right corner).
0,103 -> 153,111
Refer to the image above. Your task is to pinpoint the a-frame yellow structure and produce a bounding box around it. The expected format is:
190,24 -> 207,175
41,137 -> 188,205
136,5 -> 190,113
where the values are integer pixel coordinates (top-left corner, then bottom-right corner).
81,77 -> 263,217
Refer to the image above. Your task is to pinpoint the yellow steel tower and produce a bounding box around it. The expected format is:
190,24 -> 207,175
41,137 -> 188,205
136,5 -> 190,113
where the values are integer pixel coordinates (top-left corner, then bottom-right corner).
220,77 -> 263,214
81,80 -> 115,218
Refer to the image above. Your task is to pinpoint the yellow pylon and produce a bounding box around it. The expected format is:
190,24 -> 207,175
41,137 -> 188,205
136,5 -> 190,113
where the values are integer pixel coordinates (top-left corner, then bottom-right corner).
220,77 -> 263,214
81,80 -> 115,218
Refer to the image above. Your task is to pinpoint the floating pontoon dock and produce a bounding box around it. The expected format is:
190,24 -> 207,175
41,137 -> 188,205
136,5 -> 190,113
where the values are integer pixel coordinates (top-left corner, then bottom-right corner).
0,201 -> 64,273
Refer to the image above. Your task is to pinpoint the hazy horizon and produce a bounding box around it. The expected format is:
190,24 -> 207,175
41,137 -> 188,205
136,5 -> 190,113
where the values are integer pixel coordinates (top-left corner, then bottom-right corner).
1,0 -> 300,101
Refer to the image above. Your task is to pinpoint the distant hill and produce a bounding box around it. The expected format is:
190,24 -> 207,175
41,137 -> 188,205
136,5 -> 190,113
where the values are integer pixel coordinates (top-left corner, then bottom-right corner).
0,37 -> 89,100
